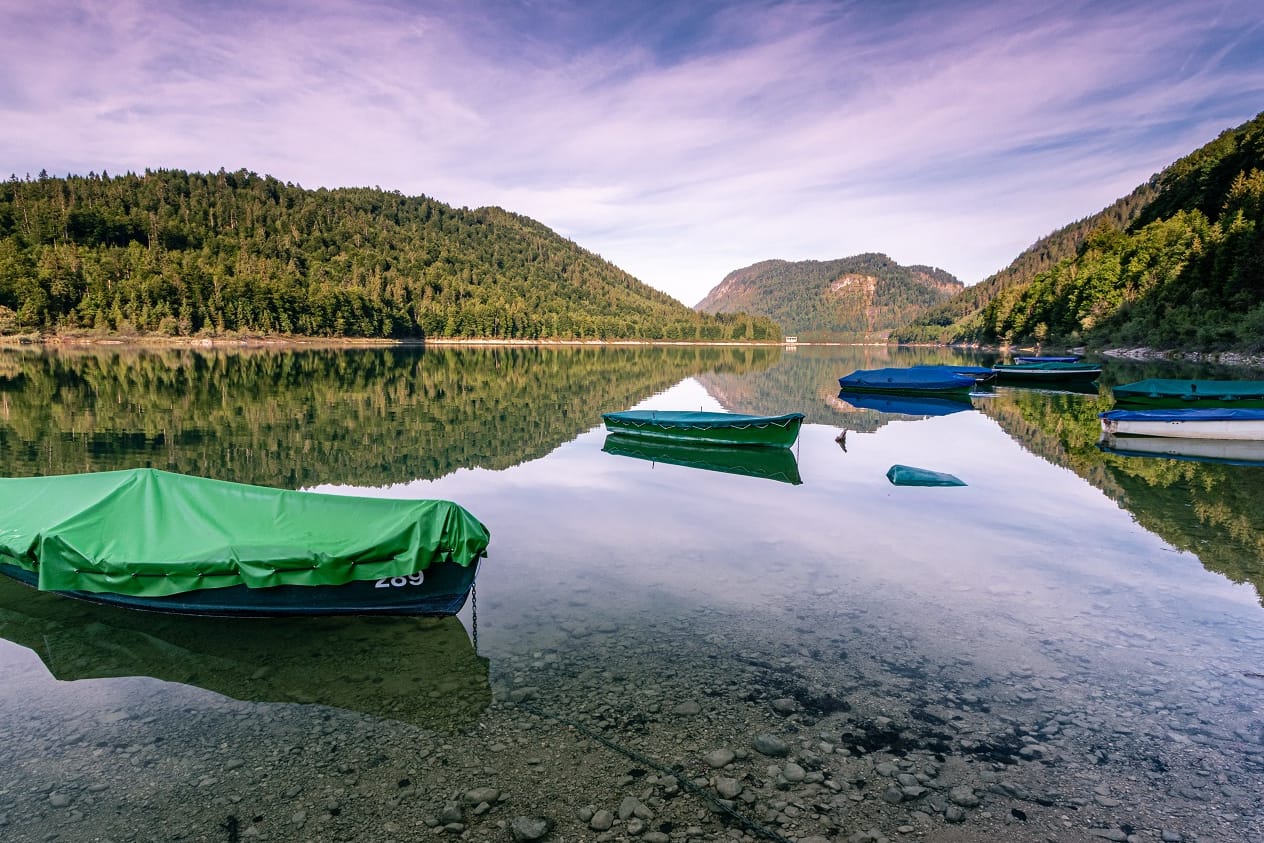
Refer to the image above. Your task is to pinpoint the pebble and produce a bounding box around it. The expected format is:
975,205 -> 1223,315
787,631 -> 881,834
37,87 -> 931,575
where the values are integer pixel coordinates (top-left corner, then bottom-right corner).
463,786 -> 500,805
752,734 -> 790,757
509,816 -> 551,841
704,748 -> 735,768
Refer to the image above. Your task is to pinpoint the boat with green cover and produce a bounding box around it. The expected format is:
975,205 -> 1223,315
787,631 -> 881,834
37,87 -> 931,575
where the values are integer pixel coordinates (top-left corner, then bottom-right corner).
601,410 -> 804,448
1111,378 -> 1264,408
0,468 -> 490,617
992,361 -> 1101,382
602,434 -> 803,484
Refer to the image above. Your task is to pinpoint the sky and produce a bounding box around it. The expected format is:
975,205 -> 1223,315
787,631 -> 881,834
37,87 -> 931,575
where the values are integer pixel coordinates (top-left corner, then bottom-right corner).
2,1 -> 1263,306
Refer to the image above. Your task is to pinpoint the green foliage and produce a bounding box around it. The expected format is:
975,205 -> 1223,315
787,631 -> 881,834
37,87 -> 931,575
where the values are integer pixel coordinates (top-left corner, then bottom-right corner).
696,253 -> 961,340
0,170 -> 779,341
894,110 -> 1264,352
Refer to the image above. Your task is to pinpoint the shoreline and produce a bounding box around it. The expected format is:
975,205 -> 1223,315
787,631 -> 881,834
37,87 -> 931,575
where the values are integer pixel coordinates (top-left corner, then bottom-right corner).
2,334 -> 1263,368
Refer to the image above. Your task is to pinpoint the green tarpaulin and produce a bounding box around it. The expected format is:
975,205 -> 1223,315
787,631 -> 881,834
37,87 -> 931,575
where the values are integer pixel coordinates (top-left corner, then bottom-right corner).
0,469 -> 489,598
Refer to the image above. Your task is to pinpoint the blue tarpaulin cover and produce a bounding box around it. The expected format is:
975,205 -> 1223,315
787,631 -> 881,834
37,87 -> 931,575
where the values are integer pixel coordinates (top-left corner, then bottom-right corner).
838,366 -> 976,392
1100,408 -> 1264,423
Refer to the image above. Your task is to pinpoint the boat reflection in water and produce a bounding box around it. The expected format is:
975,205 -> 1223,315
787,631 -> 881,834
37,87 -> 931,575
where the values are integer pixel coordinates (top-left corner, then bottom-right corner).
601,434 -> 803,485
1098,434 -> 1264,467
0,577 -> 490,732
836,390 -> 975,418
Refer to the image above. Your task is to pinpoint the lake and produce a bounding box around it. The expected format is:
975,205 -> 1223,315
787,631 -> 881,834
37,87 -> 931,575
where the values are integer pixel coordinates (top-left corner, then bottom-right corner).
1,344 -> 1262,843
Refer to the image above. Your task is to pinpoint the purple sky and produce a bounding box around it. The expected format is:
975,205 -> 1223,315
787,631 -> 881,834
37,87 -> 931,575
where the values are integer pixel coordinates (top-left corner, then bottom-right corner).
3,1 -> 1263,306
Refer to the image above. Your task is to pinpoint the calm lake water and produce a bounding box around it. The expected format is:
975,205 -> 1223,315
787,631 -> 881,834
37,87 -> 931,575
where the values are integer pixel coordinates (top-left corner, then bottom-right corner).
1,345 -> 1262,843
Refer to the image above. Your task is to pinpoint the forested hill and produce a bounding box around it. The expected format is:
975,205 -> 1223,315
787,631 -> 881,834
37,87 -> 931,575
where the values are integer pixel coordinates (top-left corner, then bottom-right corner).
695,254 -> 962,341
893,110 -> 1264,351
0,169 -> 780,341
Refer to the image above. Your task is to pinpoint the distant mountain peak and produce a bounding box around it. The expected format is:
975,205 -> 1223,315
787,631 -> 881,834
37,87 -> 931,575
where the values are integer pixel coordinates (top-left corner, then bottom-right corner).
696,254 -> 962,340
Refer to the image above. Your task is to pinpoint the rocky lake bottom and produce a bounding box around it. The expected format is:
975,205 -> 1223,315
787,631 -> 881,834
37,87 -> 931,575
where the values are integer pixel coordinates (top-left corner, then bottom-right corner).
3,578 -> 1262,843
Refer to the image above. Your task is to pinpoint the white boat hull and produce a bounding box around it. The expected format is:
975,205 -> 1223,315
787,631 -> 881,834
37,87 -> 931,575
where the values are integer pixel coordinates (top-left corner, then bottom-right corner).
1101,417 -> 1264,440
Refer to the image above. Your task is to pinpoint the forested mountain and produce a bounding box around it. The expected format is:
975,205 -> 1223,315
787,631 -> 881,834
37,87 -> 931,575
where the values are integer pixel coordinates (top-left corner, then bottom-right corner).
894,110 -> 1264,351
695,254 -> 962,341
0,169 -> 780,341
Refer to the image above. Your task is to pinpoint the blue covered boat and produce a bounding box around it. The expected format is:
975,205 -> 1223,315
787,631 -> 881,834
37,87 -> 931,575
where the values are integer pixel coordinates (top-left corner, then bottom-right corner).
1100,408 -> 1264,440
837,366 -> 978,395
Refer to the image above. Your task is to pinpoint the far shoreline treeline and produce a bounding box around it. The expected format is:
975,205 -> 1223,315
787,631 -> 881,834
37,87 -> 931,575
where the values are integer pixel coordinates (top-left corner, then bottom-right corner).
0,169 -> 781,344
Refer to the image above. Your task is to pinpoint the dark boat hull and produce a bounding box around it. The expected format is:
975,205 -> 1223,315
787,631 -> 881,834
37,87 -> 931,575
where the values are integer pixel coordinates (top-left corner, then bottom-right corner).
992,363 -> 1101,382
0,560 -> 479,617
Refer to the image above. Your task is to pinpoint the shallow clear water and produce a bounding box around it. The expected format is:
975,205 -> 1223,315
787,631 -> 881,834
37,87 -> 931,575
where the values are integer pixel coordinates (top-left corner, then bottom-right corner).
1,345 -> 1262,843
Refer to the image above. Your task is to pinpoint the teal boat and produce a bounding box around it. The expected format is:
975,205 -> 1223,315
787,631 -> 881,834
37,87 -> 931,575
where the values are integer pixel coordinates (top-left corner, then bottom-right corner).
0,468 -> 490,617
885,464 -> 967,487
601,410 -> 804,448
602,434 -> 803,484
1112,378 -> 1264,408
0,575 -> 491,730
992,361 -> 1101,382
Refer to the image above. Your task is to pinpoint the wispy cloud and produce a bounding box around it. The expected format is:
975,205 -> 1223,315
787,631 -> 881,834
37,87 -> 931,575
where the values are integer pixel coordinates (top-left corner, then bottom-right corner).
3,0 -> 1262,304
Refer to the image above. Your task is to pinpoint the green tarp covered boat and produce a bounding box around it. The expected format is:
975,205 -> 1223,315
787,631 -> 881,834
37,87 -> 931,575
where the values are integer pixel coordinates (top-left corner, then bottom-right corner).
601,410 -> 804,448
602,434 -> 803,484
1112,378 -> 1264,408
0,468 -> 490,617
992,361 -> 1101,382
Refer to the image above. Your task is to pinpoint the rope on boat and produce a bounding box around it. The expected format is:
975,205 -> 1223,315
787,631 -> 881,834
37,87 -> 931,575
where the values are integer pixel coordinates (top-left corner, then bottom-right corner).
513,700 -> 797,843
613,417 -> 799,432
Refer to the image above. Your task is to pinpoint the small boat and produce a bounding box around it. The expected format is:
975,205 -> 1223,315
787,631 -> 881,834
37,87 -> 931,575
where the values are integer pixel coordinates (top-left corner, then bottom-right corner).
0,468 -> 490,617
600,410 -> 804,448
0,576 -> 492,731
1098,434 -> 1264,467
837,366 -> 978,395
1099,408 -> 1264,440
1013,355 -> 1082,364
1111,378 -> 1264,408
602,434 -> 802,484
837,390 -> 974,417
992,361 -> 1101,382
885,464 -> 967,487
